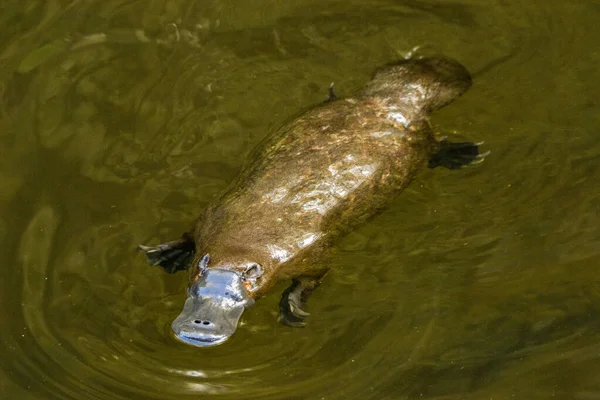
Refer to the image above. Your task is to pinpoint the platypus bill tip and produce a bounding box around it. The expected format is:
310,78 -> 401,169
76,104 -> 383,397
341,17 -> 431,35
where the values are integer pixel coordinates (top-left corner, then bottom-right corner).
171,268 -> 253,347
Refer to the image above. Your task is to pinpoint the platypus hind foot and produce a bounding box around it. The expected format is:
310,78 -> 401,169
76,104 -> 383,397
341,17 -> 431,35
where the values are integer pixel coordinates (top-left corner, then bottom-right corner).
428,139 -> 489,170
138,235 -> 195,274
278,276 -> 322,328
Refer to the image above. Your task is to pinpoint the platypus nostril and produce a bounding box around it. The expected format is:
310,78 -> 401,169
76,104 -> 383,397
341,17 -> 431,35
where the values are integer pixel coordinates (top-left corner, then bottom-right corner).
193,319 -> 212,326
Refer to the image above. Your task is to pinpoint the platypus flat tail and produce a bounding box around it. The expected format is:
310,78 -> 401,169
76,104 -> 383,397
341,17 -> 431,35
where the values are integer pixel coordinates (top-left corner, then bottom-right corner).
362,56 -> 472,113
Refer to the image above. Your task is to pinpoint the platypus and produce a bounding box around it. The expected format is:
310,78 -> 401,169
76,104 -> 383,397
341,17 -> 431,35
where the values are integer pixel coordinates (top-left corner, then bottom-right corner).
139,55 -> 485,347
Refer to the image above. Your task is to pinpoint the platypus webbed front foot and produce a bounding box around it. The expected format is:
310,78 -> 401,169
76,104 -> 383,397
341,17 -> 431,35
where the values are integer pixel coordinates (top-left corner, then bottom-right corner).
138,235 -> 195,274
428,139 -> 489,170
278,276 -> 322,327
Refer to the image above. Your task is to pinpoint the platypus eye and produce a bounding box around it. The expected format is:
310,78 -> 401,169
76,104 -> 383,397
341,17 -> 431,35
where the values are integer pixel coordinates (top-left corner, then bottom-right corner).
243,263 -> 263,280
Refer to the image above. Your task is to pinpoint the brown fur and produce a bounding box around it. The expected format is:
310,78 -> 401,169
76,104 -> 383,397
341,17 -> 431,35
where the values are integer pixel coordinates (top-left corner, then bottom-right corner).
187,56 -> 472,298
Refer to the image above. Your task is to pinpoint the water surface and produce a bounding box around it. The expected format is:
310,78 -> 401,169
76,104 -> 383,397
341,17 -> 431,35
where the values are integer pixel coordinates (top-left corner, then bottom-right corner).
2,1 -> 600,399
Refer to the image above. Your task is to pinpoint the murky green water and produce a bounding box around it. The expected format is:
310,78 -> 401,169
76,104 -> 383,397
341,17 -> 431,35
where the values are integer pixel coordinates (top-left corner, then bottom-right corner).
2,1 -> 600,399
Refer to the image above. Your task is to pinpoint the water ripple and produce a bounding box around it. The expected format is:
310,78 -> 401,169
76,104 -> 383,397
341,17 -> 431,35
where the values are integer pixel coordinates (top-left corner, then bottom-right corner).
3,0 -> 600,399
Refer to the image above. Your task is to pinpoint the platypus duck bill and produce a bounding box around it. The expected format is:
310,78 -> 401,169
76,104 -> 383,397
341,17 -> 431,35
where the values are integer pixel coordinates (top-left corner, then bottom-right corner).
171,268 -> 254,347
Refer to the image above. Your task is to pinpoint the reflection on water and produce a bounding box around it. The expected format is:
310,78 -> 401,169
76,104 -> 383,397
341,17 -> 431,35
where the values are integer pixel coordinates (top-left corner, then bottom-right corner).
2,0 -> 600,399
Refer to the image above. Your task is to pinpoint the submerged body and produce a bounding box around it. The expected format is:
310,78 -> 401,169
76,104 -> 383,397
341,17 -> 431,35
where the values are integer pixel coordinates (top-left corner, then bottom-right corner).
197,97 -> 435,294
140,56 -> 483,346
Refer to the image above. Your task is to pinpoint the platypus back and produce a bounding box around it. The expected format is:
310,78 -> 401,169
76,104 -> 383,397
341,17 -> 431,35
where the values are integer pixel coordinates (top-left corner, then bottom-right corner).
362,56 -> 472,114
140,54 -> 485,347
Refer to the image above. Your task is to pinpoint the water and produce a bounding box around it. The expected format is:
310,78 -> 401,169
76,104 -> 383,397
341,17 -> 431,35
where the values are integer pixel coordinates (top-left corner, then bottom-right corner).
2,1 -> 600,399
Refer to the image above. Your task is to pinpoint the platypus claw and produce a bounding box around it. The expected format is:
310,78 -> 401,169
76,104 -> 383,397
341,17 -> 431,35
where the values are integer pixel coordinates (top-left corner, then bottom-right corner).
326,82 -> 337,103
278,288 -> 309,327
278,312 -> 307,328
278,276 -> 325,327
288,295 -> 310,318
138,237 -> 196,274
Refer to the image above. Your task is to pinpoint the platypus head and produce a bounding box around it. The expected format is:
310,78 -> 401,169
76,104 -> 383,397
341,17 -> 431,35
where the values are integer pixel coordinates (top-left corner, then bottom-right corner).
362,56 -> 472,115
171,254 -> 261,347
